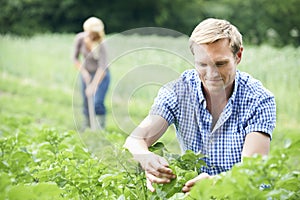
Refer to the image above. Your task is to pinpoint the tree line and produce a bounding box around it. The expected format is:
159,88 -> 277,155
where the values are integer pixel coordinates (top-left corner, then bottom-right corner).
1,0 -> 299,46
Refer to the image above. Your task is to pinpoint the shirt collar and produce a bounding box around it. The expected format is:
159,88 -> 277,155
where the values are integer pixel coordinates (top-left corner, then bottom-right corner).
196,70 -> 240,105
229,70 -> 240,103
195,72 -> 205,106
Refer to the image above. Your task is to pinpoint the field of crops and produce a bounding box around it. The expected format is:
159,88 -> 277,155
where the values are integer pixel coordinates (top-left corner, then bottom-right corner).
0,33 -> 299,199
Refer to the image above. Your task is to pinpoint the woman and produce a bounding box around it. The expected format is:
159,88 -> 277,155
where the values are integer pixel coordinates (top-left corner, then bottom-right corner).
73,17 -> 110,131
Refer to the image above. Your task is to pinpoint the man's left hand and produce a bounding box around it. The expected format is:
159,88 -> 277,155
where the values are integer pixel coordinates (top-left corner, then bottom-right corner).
182,172 -> 211,193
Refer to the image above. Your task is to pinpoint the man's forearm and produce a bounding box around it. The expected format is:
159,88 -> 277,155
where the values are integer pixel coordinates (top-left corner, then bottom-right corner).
124,136 -> 151,155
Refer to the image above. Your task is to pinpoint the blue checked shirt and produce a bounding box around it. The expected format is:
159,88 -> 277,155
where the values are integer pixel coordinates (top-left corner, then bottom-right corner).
150,69 -> 276,175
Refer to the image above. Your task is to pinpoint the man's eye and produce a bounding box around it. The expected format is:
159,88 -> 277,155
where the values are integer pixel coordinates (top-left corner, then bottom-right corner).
216,62 -> 226,67
197,63 -> 207,67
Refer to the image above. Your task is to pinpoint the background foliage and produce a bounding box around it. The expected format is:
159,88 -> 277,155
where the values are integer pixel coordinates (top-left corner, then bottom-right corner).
0,0 -> 299,46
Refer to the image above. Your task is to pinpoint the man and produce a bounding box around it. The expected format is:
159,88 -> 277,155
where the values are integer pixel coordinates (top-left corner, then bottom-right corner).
123,18 -> 276,193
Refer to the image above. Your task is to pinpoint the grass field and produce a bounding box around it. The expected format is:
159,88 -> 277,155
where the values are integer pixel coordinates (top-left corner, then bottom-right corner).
0,33 -> 299,157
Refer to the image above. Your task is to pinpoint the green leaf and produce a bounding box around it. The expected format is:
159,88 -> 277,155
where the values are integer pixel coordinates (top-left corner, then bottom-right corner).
149,142 -> 167,156
8,182 -> 63,200
0,173 -> 11,200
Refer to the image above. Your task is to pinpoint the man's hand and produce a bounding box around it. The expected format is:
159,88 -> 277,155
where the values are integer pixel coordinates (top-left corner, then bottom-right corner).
133,152 -> 176,192
123,115 -> 171,192
182,172 -> 211,193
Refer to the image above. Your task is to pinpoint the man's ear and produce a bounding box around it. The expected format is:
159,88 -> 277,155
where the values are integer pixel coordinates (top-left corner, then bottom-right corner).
189,41 -> 195,55
236,46 -> 243,64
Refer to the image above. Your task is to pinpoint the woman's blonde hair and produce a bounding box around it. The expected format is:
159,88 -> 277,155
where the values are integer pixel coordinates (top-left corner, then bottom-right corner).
189,18 -> 242,55
83,17 -> 105,43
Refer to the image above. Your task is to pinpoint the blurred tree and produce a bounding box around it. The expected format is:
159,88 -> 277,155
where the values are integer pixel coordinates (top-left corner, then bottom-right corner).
202,0 -> 300,46
0,0 -> 298,46
153,0 -> 205,35
264,0 -> 300,46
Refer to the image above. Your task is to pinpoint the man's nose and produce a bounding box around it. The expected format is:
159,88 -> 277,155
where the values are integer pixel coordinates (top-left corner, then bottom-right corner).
207,65 -> 219,77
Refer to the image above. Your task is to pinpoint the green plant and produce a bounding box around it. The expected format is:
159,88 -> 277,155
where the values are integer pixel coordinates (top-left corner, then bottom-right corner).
148,142 -> 205,199
188,139 -> 300,200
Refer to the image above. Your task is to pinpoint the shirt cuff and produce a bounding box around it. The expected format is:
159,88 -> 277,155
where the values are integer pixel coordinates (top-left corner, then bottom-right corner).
245,123 -> 275,140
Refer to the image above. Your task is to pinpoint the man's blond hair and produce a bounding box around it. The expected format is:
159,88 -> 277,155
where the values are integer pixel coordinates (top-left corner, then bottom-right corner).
190,18 -> 242,55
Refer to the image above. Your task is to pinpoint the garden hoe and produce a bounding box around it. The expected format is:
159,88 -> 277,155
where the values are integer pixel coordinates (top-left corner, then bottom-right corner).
87,95 -> 97,130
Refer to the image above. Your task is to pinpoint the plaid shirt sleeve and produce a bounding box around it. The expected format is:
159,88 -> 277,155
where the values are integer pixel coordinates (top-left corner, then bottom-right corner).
244,93 -> 276,139
149,80 -> 179,125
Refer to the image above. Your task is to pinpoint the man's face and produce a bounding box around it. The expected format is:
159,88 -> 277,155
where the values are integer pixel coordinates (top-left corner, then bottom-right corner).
193,39 -> 242,94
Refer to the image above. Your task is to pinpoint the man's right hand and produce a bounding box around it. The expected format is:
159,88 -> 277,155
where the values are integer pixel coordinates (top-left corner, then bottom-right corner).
133,152 -> 176,192
123,115 -> 171,191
